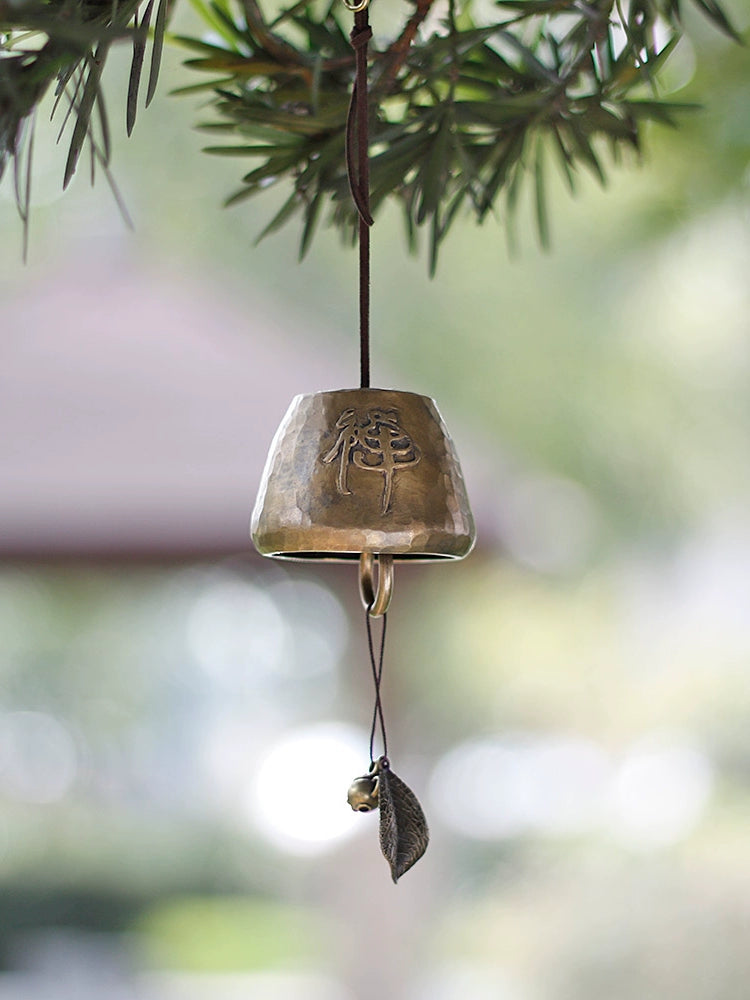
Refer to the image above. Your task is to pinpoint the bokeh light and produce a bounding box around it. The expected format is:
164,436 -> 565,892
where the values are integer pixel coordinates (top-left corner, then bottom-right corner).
496,473 -> 601,574
430,736 -> 611,839
187,576 -> 287,687
248,723 -> 370,854
609,736 -> 713,848
0,711 -> 78,804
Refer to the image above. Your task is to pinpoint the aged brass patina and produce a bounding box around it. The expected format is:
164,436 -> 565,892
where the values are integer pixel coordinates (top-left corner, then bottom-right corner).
347,773 -> 380,812
251,388 -> 475,563
358,552 -> 393,618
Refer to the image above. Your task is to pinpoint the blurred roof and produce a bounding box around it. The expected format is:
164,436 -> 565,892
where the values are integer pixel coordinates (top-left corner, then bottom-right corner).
0,249 -> 354,559
1,248 -> 497,560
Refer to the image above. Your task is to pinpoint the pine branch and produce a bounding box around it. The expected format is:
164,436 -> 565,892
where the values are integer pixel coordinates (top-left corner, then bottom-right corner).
1,0 -> 744,265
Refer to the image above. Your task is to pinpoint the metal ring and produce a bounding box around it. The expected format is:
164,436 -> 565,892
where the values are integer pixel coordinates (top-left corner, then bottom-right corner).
359,553 -> 393,617
342,0 -> 370,10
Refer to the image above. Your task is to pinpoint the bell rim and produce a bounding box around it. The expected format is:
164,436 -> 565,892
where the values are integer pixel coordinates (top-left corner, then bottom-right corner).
255,553 -> 468,562
251,546 -> 475,562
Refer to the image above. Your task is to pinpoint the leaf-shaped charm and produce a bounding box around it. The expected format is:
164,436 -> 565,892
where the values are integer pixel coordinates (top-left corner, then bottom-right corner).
377,760 -> 429,883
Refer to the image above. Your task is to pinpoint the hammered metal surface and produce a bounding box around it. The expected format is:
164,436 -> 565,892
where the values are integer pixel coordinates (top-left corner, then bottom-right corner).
251,388 -> 475,560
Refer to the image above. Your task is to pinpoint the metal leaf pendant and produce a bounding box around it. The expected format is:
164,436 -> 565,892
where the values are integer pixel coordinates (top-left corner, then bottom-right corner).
377,758 -> 429,883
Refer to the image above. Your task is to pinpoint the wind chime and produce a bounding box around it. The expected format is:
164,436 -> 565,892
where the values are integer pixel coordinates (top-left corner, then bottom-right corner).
251,0 -> 475,882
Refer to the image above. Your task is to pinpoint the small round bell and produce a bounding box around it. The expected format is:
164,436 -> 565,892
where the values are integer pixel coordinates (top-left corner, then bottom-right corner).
347,774 -> 379,812
251,388 -> 475,562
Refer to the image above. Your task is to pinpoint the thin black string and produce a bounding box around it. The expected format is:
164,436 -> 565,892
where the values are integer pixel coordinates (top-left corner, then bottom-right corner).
345,8 -> 373,389
365,607 -> 388,765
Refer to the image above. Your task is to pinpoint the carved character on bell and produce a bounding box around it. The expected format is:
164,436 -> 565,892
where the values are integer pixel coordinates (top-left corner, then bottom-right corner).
347,773 -> 379,812
251,388 -> 476,563
321,405 -> 421,514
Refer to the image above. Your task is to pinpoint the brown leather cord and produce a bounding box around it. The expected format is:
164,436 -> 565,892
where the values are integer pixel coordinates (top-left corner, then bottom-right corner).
346,9 -> 373,389
348,9 -> 388,764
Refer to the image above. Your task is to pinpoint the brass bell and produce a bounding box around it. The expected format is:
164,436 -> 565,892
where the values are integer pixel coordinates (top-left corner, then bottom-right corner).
251,388 -> 475,613
347,773 -> 379,812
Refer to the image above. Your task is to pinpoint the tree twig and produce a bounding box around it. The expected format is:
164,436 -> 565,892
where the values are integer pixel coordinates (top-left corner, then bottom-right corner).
373,0 -> 436,96
241,0 -> 308,67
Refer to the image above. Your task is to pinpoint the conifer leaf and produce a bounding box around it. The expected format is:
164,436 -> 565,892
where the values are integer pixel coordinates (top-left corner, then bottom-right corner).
495,0 -> 562,10
224,184 -> 261,206
534,136 -> 549,249
203,143 -> 285,155
146,0 -> 170,106
13,113 -> 34,260
495,29 -> 560,84
550,124 -> 577,194
170,77 -> 235,95
126,0 -> 154,136
478,130 -> 523,218
378,764 -> 429,883
566,119 -> 606,184
186,0 -> 241,47
64,44 -> 110,188
689,0 -> 742,40
210,0 -> 247,43
256,189 -> 301,242
416,116 -> 450,224
56,68 -> 85,145
299,188 -> 323,259
428,206 -> 440,276
170,35 -> 239,55
402,199 -> 417,254
97,85 -> 111,164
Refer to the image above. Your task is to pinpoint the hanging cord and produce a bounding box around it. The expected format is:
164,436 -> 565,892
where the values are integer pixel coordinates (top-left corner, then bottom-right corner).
347,0 -> 388,765
345,4 -> 374,389
365,607 -> 388,765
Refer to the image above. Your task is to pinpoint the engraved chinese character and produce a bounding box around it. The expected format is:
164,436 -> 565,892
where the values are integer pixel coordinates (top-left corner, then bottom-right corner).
321,407 -> 421,514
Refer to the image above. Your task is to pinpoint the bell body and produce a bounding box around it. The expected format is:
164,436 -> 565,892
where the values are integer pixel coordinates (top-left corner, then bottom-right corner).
251,388 -> 475,561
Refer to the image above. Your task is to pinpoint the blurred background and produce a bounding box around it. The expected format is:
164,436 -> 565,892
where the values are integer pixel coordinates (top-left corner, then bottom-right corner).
1,0 -> 750,996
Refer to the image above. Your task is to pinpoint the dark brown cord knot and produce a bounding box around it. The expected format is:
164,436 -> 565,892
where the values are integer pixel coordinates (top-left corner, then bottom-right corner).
350,24 -> 373,47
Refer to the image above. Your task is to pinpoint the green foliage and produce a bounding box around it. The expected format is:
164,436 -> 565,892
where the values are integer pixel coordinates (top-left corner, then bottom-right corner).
134,895 -> 326,970
178,0 -> 739,268
0,0 -> 170,251
0,0 -> 743,265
